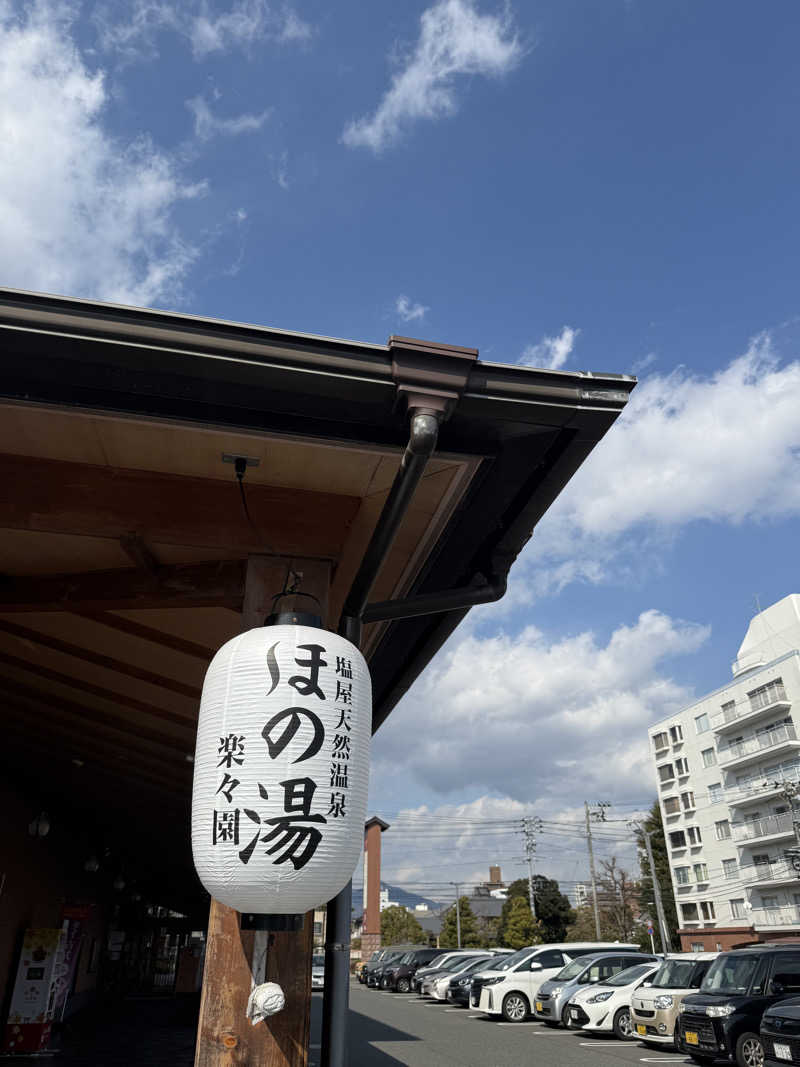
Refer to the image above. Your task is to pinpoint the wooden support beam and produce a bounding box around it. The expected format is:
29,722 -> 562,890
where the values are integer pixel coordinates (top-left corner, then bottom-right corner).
0,648 -> 197,731
119,532 -> 160,574
195,555 -> 329,1067
72,611 -> 216,661
0,560 -> 246,613
0,618 -> 201,700
0,452 -> 360,556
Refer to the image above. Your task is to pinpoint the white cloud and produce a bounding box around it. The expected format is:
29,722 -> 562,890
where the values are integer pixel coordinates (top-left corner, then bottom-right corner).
395,294 -> 429,322
0,2 -> 203,305
342,0 -> 522,152
519,325 -> 579,370
95,0 -> 312,61
373,610 -> 708,804
187,95 -> 271,140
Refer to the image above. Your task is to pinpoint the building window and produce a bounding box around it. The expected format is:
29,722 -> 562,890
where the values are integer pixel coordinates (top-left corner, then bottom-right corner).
658,763 -> 675,783
716,942 -> 723,951
652,731 -> 669,752
687,826 -> 702,846
761,895 -> 779,912
681,791 -> 696,811
702,747 -> 717,768
675,866 -> 690,885
715,820 -> 731,841
675,757 -> 690,775
749,678 -> 787,712
723,858 -> 738,880
670,724 -> 684,744
681,902 -> 699,922
670,830 -> 687,849
695,713 -> 710,734
709,783 -> 723,804
694,863 -> 709,883
730,899 -> 747,919
700,901 -> 716,921
663,797 -> 681,815
691,942 -> 705,952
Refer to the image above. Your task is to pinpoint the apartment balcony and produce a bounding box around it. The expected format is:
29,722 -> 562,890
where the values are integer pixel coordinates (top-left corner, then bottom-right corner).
732,811 -> 796,845
751,905 -> 800,929
718,724 -> 800,771
711,691 -> 791,734
740,858 -> 800,888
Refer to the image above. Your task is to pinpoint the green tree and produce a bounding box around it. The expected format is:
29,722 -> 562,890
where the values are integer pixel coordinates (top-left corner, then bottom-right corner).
439,897 -> 480,948
503,896 -> 543,950
531,876 -> 573,942
380,905 -> 427,945
565,905 -> 598,941
475,914 -> 501,949
633,799 -> 681,950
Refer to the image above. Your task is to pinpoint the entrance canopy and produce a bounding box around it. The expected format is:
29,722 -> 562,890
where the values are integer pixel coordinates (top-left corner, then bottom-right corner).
0,288 -> 633,917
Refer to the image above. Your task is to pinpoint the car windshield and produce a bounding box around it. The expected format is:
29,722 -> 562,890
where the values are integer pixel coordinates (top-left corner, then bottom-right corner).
650,959 -> 696,989
398,953 -> 412,964
493,948 -> 535,972
701,956 -> 760,995
449,956 -> 483,974
605,964 -> 654,987
437,957 -> 470,971
555,957 -> 593,982
462,956 -> 493,974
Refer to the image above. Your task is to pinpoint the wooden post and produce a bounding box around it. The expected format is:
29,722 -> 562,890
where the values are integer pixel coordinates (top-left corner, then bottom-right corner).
195,555 -> 331,1067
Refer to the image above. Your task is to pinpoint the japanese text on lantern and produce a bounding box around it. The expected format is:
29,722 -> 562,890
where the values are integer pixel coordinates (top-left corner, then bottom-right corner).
210,641 -> 353,871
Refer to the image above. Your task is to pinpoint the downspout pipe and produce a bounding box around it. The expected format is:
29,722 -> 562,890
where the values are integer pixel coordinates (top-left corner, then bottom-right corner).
321,407 -> 440,1067
361,572 -> 507,623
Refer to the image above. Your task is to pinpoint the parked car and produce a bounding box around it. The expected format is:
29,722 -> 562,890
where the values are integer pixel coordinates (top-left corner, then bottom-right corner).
381,948 -> 446,992
311,953 -> 325,990
631,952 -> 717,1048
676,945 -> 800,1067
363,946 -> 417,987
533,951 -> 657,1028
445,956 -> 499,1007
470,942 -> 644,1023
761,995 -> 800,1067
565,961 -> 660,1039
420,953 -> 488,997
358,949 -> 389,984
413,951 -> 480,992
429,955 -> 495,1001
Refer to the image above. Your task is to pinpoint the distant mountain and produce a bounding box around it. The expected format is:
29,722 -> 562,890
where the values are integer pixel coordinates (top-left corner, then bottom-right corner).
351,883 -> 442,917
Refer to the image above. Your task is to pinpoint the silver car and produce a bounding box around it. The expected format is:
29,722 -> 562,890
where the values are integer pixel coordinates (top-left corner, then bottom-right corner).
311,952 -> 325,990
533,951 -> 657,1027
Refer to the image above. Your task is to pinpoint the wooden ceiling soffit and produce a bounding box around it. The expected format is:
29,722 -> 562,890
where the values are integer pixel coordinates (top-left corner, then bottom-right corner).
0,619 -> 201,700
0,452 -> 360,556
0,560 -> 245,613
1,675 -> 190,752
73,611 -> 216,660
0,648 -> 196,731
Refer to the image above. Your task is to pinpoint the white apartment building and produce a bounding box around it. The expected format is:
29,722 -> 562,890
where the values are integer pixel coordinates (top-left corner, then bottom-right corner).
648,594 -> 800,951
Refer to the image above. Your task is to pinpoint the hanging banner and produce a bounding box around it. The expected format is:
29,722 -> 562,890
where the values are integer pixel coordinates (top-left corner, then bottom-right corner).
192,624 -> 371,914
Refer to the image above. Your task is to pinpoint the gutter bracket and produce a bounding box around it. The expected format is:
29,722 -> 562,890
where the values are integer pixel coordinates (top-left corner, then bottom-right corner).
389,335 -> 478,419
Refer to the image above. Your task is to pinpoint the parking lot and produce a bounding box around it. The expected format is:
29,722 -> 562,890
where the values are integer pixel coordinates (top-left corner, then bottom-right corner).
322,982 -> 709,1067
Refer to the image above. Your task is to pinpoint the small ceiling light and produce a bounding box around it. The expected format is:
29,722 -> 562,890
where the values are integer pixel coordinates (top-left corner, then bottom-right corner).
71,758 -> 84,767
84,855 -> 100,873
113,875 -> 126,891
185,754 -> 194,763
28,812 -> 50,838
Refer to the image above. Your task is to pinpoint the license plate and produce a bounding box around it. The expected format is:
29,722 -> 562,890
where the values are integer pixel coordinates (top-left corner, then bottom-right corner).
636,1024 -> 647,1036
774,1043 -> 792,1062
685,1031 -> 699,1046
535,1001 -> 543,1012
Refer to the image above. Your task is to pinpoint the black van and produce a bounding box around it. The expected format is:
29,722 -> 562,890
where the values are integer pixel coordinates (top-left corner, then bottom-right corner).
677,945 -> 800,1067
381,948 -> 446,992
761,996 -> 800,1066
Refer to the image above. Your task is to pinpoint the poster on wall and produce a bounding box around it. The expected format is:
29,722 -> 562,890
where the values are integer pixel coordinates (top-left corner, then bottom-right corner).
2,928 -> 66,1053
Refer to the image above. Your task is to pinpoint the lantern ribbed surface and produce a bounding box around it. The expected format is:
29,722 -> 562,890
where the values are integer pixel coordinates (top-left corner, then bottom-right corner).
191,625 -> 371,913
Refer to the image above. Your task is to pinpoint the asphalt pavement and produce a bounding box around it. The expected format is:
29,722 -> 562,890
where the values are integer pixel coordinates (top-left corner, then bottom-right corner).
309,982 -> 721,1067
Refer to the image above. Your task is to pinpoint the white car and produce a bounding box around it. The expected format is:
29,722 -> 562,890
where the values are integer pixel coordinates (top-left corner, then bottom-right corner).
429,955 -> 494,1001
470,941 -> 641,1023
311,953 -> 325,990
565,961 -> 660,1039
422,954 -> 486,997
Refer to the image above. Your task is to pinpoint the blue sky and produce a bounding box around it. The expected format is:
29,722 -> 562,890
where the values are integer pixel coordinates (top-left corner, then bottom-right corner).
3,0 -> 800,894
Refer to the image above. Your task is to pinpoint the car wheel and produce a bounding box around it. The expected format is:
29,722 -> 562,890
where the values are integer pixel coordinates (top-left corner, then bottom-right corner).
612,1008 -> 634,1040
501,992 -> 529,1022
397,977 -> 410,993
735,1032 -> 764,1067
380,976 -> 389,990
560,1005 -> 572,1028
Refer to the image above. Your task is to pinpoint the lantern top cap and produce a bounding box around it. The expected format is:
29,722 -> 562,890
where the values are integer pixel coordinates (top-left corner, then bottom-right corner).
365,816 -> 390,833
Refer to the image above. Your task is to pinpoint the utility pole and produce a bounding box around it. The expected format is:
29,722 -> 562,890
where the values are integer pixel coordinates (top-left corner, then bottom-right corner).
585,801 -> 610,940
632,821 -> 670,955
450,882 -> 462,948
521,817 -> 543,918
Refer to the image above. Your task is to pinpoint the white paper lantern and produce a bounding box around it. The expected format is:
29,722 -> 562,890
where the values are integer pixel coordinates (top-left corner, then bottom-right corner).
191,625 -> 371,914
